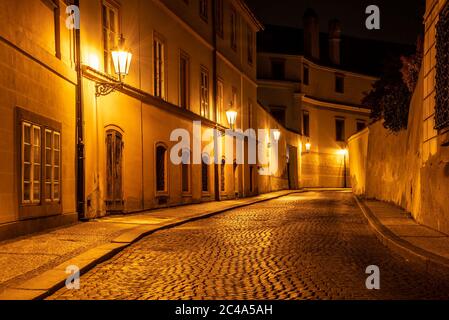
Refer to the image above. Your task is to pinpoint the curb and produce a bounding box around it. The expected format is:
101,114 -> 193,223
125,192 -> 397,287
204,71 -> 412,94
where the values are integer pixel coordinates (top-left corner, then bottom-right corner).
354,195 -> 449,274
0,190 -> 301,300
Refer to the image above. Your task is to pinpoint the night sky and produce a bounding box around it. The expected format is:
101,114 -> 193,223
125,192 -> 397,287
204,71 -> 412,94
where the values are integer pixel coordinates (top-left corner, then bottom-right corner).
245,0 -> 425,45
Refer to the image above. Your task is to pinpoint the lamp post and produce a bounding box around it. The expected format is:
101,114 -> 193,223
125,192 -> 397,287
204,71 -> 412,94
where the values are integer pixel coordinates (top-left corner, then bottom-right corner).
344,149 -> 347,188
95,34 -> 133,97
225,108 -> 238,197
267,129 -> 281,191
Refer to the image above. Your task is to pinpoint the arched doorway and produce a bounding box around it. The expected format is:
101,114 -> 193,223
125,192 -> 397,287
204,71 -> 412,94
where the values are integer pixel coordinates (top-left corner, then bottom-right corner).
105,129 -> 124,213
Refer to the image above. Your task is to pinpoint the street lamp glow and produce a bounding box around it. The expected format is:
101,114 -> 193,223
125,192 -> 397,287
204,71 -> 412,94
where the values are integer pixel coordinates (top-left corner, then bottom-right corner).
88,53 -> 100,71
337,148 -> 348,156
272,129 -> 281,141
95,34 -> 132,97
111,35 -> 132,79
305,142 -> 311,152
226,109 -> 238,129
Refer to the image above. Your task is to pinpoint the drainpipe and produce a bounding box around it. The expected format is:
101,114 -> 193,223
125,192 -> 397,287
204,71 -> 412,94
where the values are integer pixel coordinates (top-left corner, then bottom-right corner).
344,152 -> 347,188
212,0 -> 220,202
74,0 -> 85,219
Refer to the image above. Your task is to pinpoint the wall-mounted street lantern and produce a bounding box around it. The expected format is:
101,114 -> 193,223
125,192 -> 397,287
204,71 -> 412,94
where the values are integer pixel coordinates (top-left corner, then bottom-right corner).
305,142 -> 311,153
272,129 -> 281,142
96,34 -> 132,97
226,109 -> 238,130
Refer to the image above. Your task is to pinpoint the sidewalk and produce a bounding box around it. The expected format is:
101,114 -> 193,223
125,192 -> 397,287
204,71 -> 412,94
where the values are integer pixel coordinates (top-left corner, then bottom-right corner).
0,190 -> 298,300
355,196 -> 449,273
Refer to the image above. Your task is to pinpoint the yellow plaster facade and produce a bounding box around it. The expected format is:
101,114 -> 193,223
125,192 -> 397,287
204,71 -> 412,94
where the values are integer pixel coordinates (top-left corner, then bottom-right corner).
0,0 -> 302,239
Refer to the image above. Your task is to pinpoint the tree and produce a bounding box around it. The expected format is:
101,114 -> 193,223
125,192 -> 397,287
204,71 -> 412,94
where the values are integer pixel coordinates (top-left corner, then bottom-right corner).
362,39 -> 422,133
401,36 -> 423,93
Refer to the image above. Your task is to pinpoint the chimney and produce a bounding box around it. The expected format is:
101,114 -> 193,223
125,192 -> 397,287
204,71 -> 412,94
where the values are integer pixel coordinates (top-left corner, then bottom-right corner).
303,8 -> 320,61
328,19 -> 341,65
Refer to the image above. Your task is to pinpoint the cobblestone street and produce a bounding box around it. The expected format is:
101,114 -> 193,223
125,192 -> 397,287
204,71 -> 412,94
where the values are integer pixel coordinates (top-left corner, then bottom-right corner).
49,191 -> 449,300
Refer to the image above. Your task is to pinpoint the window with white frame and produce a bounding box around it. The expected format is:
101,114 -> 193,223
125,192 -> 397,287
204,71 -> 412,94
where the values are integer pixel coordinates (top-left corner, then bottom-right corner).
335,74 -> 345,93
22,122 -> 41,204
335,118 -> 345,142
230,7 -> 237,51
41,0 -> 61,58
102,0 -> 119,74
154,35 -> 166,99
232,86 -> 238,108
199,0 -> 208,22
247,25 -> 254,65
217,80 -> 224,124
303,110 -> 310,137
22,120 -> 62,205
200,66 -> 210,119
18,109 -> 63,218
303,65 -> 310,85
216,0 -> 224,37
248,100 -> 253,129
44,129 -> 61,202
179,51 -> 190,109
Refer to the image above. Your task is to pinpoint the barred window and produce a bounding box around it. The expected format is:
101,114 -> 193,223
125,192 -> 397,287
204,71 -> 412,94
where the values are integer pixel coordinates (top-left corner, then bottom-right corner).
435,2 -> 449,130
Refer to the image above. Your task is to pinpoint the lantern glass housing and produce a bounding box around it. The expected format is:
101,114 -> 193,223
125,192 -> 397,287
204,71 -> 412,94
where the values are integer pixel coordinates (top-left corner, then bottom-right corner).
272,129 -> 281,141
226,109 -> 238,129
305,142 -> 311,152
112,35 -> 132,79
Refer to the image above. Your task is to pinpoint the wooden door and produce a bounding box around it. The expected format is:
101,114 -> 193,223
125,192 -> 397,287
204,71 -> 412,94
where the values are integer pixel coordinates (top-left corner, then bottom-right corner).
105,130 -> 124,212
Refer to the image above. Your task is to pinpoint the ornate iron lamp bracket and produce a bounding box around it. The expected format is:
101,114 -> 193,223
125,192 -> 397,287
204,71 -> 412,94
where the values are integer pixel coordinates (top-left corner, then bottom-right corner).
95,81 -> 124,97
